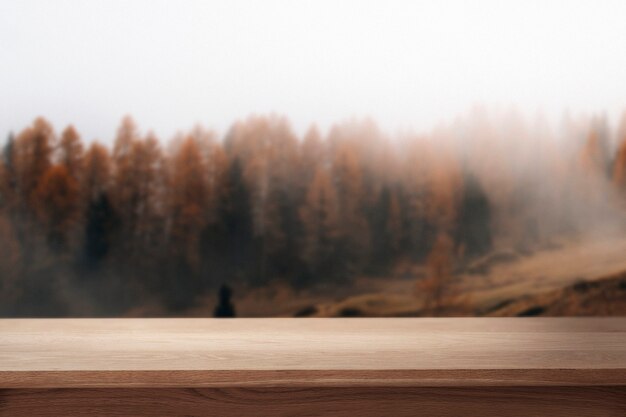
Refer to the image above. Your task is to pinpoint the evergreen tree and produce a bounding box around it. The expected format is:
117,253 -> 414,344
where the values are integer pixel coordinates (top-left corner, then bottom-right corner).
82,193 -> 117,269
454,174 -> 492,257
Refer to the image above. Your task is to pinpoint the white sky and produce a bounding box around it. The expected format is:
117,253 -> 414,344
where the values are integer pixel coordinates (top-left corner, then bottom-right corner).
1,0 -> 626,142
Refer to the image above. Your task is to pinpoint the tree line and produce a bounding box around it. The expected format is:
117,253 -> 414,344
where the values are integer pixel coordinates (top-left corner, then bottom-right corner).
0,111 -> 624,316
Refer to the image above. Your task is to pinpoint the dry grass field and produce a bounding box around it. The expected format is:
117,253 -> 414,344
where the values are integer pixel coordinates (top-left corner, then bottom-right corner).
181,235 -> 626,318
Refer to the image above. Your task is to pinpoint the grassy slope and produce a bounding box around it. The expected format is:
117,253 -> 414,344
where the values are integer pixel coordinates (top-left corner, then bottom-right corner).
286,235 -> 626,317
486,271 -> 626,316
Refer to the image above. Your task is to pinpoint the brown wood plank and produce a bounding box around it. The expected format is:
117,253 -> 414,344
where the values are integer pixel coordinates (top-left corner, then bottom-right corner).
1,318 -> 625,388
2,369 -> 626,389
1,387 -> 625,417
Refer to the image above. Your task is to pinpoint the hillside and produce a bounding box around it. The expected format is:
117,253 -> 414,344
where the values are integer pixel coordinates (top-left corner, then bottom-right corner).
486,271 -> 626,316
280,235 -> 626,318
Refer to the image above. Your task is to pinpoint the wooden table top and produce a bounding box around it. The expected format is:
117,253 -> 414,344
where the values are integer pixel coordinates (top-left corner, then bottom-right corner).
1,318 -> 625,388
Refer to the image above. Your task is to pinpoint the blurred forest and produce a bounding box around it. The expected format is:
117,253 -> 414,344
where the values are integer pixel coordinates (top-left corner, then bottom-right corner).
1,110 -> 626,316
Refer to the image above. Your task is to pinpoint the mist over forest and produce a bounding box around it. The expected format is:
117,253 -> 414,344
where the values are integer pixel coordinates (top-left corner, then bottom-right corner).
1,109 -> 626,317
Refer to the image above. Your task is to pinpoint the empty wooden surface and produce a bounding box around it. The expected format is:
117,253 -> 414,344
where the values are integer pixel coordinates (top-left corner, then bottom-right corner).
1,318 -> 625,388
1,318 -> 625,416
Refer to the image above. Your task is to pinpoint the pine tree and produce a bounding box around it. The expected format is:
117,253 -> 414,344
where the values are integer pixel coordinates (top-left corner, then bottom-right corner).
0,133 -> 17,210
212,157 -> 254,280
454,174 -> 492,257
82,193 -> 117,269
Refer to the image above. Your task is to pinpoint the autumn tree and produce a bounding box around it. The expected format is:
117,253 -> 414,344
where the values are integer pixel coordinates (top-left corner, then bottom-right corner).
10,119 -> 56,267
202,157 -> 254,282
418,233 -> 454,316
0,213 -> 21,313
369,185 -> 403,271
110,118 -> 165,273
199,132 -> 229,224
225,115 -> 301,283
28,126 -> 84,253
33,165 -> 80,251
581,131 -> 604,173
299,125 -> 325,189
578,126 -> 612,221
110,117 -> 139,249
58,125 -> 84,180
299,167 -> 341,282
399,139 -> 435,260
82,142 -> 111,202
81,143 -> 116,269
331,140 -> 370,272
424,148 -> 462,239
612,115 -> 626,188
614,142 -> 626,188
165,135 -> 211,305
13,118 -> 54,213
131,133 -> 165,261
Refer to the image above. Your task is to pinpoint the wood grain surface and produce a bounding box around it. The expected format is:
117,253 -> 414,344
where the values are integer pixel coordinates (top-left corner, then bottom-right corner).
1,387 -> 625,417
0,318 -> 625,388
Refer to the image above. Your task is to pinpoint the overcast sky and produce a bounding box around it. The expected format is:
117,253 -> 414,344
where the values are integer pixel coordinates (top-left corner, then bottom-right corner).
1,0 -> 626,142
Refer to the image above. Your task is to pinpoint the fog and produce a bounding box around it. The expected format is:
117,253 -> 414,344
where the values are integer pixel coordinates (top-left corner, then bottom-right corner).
3,1 -> 626,317
2,0 -> 626,141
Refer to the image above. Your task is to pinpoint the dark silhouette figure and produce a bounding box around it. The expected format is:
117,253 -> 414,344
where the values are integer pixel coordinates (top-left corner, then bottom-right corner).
213,284 -> 236,318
